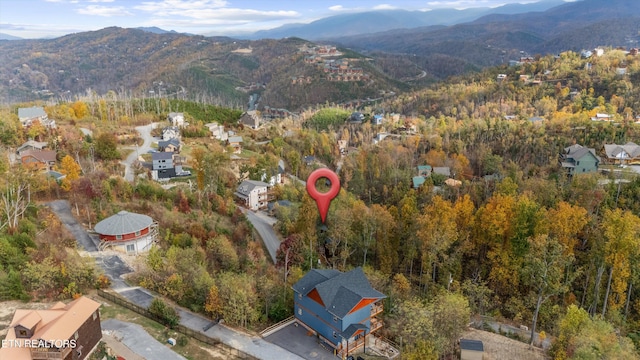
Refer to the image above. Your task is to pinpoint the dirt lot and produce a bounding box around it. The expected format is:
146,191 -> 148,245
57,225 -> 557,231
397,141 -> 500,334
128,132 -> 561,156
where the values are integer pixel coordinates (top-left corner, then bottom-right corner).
0,300 -> 54,337
461,328 -> 548,360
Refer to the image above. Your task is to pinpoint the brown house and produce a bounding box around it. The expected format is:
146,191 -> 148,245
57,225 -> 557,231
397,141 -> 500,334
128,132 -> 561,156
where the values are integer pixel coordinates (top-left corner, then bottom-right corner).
0,296 -> 102,360
19,149 -> 57,170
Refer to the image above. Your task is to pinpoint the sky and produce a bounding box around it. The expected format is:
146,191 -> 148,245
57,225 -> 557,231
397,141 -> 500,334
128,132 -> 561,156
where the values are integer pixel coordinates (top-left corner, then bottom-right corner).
0,0 -> 567,39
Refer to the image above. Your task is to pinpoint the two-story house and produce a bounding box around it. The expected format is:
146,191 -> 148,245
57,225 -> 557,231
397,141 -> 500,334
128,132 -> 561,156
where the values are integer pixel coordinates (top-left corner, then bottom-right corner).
18,107 -> 56,128
234,180 -> 270,210
161,126 -> 181,141
205,122 -> 228,141
19,149 -> 57,171
292,267 -> 386,358
603,142 -> 640,164
157,138 -> 181,153
228,136 -> 243,154
239,111 -> 261,129
16,140 -> 49,155
168,112 -> 185,127
0,296 -> 102,360
152,152 -> 175,179
561,144 -> 600,174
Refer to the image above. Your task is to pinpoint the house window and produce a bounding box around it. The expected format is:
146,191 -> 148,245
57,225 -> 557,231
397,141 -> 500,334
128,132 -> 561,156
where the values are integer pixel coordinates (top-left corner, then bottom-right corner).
93,311 -> 98,321
116,234 -> 122,240
76,345 -> 83,357
298,308 -> 302,316
333,331 -> 337,338
135,230 -> 141,236
74,331 -> 79,340
333,316 -> 338,323
126,244 -> 135,253
298,293 -> 302,300
18,329 -> 28,337
576,161 -> 580,165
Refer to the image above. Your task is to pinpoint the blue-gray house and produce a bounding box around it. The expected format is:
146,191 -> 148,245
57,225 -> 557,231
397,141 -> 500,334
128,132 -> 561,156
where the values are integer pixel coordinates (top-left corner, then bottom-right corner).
292,267 -> 386,358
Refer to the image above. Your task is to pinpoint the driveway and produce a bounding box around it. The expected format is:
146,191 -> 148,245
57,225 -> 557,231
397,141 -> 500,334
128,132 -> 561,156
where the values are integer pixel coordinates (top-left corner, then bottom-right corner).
94,252 -> 133,289
122,122 -> 158,182
243,210 -> 280,263
264,323 -> 337,360
113,285 -> 305,360
47,200 -> 99,252
102,319 -> 186,360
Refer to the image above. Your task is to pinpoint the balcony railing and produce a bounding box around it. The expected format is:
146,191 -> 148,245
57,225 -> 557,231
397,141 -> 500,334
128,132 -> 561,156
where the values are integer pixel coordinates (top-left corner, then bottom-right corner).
336,336 -> 366,358
370,317 -> 383,333
371,303 -> 384,317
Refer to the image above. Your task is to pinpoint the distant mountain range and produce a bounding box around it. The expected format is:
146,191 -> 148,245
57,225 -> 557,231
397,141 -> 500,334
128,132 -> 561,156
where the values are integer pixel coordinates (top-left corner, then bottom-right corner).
1,0 -> 639,109
239,0 -> 566,40
0,33 -> 22,40
136,27 -> 180,34
330,0 -> 640,77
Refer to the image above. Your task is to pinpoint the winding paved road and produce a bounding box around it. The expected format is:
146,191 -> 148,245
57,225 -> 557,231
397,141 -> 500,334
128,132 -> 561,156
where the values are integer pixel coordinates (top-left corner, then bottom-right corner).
122,123 -> 158,182
243,210 -> 280,264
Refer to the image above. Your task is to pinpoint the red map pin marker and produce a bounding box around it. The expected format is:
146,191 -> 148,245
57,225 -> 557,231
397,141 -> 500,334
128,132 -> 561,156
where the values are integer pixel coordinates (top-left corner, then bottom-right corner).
306,168 -> 340,223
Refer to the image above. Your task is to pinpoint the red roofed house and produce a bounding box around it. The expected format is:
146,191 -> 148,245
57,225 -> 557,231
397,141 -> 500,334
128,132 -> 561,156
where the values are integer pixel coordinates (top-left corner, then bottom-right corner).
0,296 -> 102,360
94,210 -> 158,254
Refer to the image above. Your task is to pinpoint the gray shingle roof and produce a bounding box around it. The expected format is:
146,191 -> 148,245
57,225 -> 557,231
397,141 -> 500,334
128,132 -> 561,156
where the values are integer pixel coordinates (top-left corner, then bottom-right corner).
235,180 -> 270,196
17,140 -> 48,153
563,144 -> 601,164
460,339 -> 484,352
293,267 -> 386,319
94,211 -> 153,236
292,269 -> 340,296
18,106 -> 46,119
604,142 -> 640,159
433,167 -> 451,177
342,323 -> 368,339
158,138 -> 180,148
152,152 -> 173,160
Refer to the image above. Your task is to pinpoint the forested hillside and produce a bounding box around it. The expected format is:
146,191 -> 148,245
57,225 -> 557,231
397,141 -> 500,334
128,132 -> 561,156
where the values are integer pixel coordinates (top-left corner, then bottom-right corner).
333,0 -> 640,82
0,29 -> 403,111
0,46 -> 639,359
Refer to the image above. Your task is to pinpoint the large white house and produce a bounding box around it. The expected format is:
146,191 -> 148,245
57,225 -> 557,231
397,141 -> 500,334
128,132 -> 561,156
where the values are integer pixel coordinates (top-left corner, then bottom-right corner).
234,180 -> 270,210
18,106 -> 56,128
168,112 -> 185,127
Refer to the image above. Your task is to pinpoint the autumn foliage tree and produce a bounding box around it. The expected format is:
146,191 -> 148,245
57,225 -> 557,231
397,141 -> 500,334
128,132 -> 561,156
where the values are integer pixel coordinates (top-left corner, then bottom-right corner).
58,155 -> 82,191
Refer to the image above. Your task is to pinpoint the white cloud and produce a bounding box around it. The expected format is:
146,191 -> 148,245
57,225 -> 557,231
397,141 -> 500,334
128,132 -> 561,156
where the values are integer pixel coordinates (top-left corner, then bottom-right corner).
373,4 -> 397,10
77,5 -> 132,16
0,22 -> 87,38
134,0 -> 299,24
44,0 -> 115,3
425,1 -> 497,9
135,0 -> 228,13
328,5 -> 366,12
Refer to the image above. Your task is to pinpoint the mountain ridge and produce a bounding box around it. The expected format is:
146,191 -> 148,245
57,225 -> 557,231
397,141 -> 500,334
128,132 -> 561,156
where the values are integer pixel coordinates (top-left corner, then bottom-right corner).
241,0 -> 566,40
